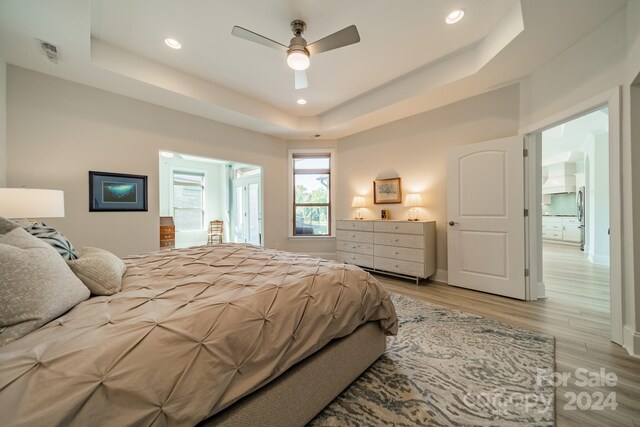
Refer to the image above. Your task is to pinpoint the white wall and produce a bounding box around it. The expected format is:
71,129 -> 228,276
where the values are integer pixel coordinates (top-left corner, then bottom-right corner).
337,85 -> 520,279
520,4 -> 640,355
7,66 -> 287,257
582,134 -> 610,265
159,155 -> 226,248
627,0 -> 640,355
0,55 -> 6,187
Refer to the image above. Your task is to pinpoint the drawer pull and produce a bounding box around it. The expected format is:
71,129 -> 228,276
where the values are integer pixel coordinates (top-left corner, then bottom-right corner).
395,226 -> 399,229
395,251 -> 399,255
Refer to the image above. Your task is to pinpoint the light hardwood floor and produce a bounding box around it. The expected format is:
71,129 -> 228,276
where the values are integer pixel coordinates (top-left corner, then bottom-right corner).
543,242 -> 610,313
377,275 -> 640,427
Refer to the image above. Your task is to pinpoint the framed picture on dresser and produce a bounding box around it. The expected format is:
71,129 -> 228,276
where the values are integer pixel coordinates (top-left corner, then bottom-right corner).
373,177 -> 402,204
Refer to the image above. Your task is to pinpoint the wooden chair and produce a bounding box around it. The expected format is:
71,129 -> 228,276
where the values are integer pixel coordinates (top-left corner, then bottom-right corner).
207,220 -> 224,245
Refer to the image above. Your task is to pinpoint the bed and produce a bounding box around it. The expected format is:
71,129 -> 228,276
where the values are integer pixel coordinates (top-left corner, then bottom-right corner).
0,243 -> 398,426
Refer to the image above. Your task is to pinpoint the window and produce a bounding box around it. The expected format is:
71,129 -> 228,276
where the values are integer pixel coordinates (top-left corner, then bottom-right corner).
173,171 -> 205,231
292,153 -> 331,236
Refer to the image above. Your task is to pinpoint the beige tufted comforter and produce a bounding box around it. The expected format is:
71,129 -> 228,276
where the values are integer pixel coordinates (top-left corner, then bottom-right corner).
0,244 -> 397,426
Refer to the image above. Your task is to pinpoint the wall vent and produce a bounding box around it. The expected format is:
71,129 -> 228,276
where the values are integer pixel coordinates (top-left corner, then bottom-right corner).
38,39 -> 60,63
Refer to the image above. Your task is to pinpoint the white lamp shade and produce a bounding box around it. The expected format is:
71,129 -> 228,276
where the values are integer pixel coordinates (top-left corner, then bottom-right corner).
351,196 -> 366,208
0,188 -> 65,219
404,193 -> 423,207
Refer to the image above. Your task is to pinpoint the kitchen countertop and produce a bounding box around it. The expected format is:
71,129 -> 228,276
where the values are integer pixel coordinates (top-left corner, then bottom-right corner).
542,214 -> 578,217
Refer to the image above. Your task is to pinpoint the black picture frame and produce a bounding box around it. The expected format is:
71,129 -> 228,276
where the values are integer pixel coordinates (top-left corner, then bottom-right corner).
89,171 -> 148,212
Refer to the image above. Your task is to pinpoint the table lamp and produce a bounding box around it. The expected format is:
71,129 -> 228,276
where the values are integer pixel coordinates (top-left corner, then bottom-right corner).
0,188 -> 65,223
404,193 -> 423,221
351,196 -> 366,220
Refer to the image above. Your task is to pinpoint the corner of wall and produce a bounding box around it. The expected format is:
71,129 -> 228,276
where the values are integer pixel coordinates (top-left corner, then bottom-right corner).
0,56 -> 6,188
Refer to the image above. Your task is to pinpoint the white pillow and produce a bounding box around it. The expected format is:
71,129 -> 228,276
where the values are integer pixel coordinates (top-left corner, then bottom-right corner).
0,219 -> 90,346
67,247 -> 127,296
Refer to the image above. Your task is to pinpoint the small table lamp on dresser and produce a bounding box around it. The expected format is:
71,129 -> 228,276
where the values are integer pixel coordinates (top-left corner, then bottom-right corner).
0,188 -> 65,223
351,196 -> 366,220
404,193 -> 423,221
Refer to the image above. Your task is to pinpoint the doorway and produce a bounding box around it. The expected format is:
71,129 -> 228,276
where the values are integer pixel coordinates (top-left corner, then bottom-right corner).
522,87 -> 623,344
538,108 -> 610,313
230,165 -> 262,245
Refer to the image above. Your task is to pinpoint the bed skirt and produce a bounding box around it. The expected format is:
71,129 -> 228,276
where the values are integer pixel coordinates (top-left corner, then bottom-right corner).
201,321 -> 387,426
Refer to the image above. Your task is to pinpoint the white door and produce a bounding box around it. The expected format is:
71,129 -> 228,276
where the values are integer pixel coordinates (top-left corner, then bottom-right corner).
447,136 -> 525,299
231,175 -> 262,245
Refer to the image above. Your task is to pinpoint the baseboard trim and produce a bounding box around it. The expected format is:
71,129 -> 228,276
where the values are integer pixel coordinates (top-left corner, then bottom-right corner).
433,269 -> 448,284
535,281 -> 547,299
588,254 -> 610,266
623,325 -> 640,359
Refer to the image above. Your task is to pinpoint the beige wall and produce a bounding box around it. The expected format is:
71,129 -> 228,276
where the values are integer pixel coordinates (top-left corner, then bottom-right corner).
337,85 -> 520,278
7,66 -> 288,257
0,55 -> 6,187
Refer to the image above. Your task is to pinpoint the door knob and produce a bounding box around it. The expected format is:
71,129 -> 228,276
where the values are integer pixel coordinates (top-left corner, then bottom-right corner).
448,221 -> 458,226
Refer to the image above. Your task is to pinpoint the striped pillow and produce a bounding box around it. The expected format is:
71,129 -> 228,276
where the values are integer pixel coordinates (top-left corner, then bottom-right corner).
23,222 -> 78,260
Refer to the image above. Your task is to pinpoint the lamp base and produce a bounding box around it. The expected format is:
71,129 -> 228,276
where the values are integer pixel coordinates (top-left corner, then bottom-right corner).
407,218 -> 419,221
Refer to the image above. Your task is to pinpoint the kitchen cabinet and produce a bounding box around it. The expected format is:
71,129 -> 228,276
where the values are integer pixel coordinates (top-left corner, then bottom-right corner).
563,217 -> 583,243
542,216 -> 582,244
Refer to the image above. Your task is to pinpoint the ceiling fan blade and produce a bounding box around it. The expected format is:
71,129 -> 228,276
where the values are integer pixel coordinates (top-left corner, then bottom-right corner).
306,25 -> 360,56
295,70 -> 308,90
231,26 -> 288,52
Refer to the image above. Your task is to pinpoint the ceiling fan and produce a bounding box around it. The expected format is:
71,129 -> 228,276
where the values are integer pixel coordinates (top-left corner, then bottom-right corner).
231,20 -> 360,90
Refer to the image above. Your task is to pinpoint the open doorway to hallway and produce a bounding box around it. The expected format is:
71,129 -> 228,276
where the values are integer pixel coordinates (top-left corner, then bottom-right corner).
539,107 -> 610,314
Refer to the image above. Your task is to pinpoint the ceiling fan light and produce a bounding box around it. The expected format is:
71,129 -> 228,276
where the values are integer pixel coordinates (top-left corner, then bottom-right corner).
287,50 -> 310,70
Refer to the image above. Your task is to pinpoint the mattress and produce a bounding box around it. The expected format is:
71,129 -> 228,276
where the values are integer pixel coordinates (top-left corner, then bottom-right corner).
0,244 -> 397,426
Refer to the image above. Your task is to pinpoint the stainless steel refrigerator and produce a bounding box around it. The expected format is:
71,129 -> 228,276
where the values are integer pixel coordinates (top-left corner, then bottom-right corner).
577,186 -> 586,251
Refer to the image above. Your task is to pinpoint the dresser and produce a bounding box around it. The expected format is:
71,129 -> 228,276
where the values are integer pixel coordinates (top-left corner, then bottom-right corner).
336,220 -> 436,284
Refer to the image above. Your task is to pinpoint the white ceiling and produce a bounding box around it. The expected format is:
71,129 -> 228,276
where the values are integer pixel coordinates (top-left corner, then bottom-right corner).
0,0 -> 628,139
542,107 -> 609,162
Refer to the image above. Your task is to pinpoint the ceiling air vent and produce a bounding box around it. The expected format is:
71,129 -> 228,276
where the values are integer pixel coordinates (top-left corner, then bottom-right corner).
38,40 -> 60,63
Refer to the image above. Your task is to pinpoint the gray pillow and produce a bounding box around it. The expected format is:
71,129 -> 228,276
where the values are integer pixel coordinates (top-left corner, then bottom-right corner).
23,221 -> 78,260
67,247 -> 127,296
0,225 -> 90,346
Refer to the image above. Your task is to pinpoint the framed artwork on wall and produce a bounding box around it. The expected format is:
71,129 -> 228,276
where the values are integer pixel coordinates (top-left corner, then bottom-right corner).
373,177 -> 402,204
89,171 -> 148,212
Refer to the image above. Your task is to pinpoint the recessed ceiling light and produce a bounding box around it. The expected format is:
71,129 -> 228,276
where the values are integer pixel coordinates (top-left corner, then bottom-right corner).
164,38 -> 182,49
160,151 -> 174,158
446,9 -> 465,24
297,99 -> 307,105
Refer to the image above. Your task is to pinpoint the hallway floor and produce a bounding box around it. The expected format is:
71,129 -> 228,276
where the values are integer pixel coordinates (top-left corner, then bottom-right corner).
543,242 -> 610,313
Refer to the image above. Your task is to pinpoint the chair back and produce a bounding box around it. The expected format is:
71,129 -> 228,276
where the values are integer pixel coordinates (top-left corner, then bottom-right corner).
208,220 -> 224,244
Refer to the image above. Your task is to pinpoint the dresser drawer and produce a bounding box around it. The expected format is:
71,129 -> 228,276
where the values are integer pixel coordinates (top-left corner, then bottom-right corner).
337,241 -> 374,255
374,221 -> 423,235
374,257 -> 425,277
337,251 -> 374,268
374,232 -> 424,249
374,245 -> 424,263
336,230 -> 374,244
336,220 -> 374,232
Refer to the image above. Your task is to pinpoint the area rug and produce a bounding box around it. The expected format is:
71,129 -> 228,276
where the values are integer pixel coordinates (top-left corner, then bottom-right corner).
309,294 -> 555,426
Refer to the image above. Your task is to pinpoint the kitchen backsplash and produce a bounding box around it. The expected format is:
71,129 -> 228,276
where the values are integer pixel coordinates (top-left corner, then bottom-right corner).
546,192 -> 578,216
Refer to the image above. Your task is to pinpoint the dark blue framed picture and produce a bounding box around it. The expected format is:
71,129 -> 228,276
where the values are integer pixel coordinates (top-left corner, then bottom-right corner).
89,171 -> 148,212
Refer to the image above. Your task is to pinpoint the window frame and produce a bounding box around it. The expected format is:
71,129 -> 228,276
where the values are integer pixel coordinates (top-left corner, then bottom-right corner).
288,149 -> 336,238
170,168 -> 206,232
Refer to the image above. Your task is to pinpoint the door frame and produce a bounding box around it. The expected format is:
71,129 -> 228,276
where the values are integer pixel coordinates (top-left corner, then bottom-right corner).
519,87 -> 623,345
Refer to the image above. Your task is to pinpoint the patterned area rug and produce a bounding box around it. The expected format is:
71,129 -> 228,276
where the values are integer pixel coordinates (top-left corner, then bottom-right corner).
310,294 -> 555,426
